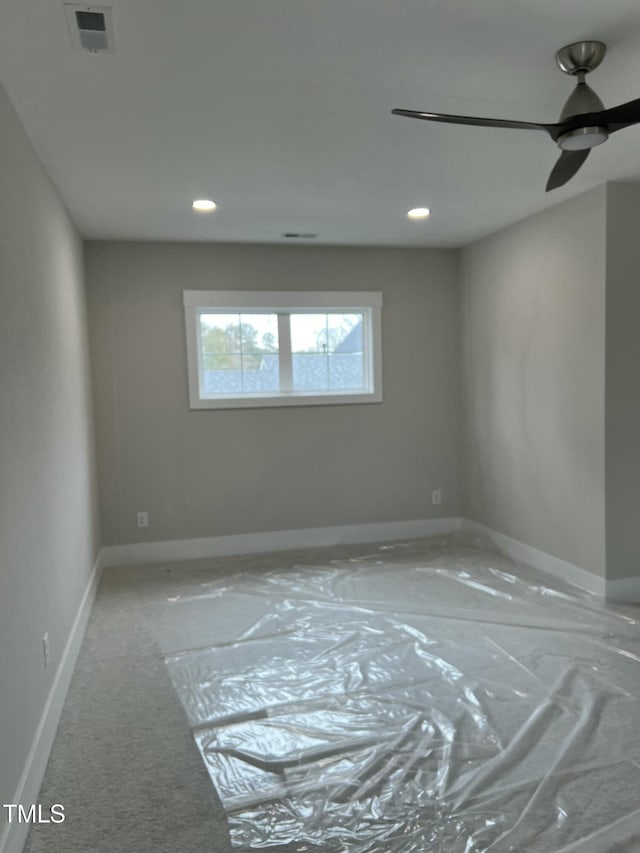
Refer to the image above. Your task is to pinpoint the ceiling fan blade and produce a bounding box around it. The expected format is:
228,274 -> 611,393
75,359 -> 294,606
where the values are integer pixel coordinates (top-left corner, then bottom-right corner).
593,96 -> 640,133
545,149 -> 590,192
391,108 -> 554,134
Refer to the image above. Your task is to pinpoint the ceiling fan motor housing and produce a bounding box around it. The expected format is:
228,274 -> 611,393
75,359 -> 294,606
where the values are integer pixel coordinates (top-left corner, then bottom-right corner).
556,41 -> 609,150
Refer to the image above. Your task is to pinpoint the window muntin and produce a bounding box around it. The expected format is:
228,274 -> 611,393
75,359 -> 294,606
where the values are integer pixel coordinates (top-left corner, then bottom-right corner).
184,291 -> 382,410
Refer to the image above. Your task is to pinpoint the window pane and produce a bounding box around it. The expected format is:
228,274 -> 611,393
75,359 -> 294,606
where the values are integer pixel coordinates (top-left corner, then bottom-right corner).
290,314 -> 329,354
199,313 -> 280,396
327,313 -> 364,389
203,353 -> 241,371
292,353 -> 329,391
327,313 -> 363,353
201,353 -> 242,395
238,314 -> 279,390
239,314 -> 279,355
200,313 -> 241,354
329,352 -> 364,390
242,352 -> 279,393
291,314 -> 328,391
290,312 -> 366,392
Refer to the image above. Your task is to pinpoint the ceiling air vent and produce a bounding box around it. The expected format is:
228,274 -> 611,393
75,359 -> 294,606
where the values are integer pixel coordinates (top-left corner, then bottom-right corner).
64,4 -> 114,53
281,233 -> 318,239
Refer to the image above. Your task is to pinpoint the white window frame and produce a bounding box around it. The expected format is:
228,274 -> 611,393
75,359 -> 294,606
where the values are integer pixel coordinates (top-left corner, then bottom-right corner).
183,290 -> 383,410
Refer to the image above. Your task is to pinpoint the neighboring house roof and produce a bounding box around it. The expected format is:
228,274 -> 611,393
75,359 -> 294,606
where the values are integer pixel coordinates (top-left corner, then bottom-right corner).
335,321 -> 362,354
203,351 -> 364,395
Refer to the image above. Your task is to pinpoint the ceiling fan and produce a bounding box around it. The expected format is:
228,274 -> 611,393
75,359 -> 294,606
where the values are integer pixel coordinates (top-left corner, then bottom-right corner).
392,41 -> 640,191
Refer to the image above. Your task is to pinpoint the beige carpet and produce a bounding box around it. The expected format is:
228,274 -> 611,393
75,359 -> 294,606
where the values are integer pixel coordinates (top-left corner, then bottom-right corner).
23,552 -> 308,853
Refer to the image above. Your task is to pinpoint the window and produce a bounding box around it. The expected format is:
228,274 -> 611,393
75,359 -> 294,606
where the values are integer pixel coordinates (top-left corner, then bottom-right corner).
183,291 -> 382,409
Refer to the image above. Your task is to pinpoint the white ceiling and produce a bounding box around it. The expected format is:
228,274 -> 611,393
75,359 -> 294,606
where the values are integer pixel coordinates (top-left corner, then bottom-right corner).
2,0 -> 640,247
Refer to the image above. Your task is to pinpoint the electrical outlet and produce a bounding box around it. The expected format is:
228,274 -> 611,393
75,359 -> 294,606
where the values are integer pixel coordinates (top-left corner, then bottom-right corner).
42,633 -> 50,669
432,489 -> 442,505
137,511 -> 149,528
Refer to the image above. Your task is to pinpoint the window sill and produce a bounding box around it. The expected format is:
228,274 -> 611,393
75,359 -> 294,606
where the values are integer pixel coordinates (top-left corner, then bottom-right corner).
189,390 -> 383,410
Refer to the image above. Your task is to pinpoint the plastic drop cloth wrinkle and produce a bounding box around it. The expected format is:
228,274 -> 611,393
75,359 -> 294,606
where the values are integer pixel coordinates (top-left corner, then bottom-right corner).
143,534 -> 640,852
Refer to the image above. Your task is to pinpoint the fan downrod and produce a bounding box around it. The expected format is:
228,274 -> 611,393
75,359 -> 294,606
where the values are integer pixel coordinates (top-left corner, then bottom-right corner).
556,41 -> 607,76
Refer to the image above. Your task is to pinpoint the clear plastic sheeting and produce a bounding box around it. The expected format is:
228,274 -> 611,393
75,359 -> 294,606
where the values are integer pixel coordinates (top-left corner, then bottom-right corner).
142,535 -> 640,851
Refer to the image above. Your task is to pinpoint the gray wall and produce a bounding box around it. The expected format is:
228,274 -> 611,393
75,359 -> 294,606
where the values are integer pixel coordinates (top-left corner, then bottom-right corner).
605,183 -> 640,581
461,187 -> 607,578
0,86 -> 100,820
85,242 -> 461,545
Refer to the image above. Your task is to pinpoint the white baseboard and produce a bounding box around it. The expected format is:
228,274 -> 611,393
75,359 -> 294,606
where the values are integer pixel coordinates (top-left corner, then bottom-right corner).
101,518 -> 462,568
604,576 -> 640,604
461,519 -> 606,597
99,520 -> 611,601
0,550 -> 104,853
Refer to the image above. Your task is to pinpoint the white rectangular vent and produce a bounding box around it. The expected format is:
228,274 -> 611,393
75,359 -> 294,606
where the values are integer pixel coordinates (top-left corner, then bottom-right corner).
64,4 -> 114,53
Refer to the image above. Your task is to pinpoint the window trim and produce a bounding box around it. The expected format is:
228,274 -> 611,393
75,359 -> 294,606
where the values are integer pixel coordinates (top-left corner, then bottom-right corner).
183,290 -> 383,410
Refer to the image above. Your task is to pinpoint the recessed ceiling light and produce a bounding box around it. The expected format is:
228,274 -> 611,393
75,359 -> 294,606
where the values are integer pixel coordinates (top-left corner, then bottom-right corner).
407,207 -> 430,219
192,199 -> 217,212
